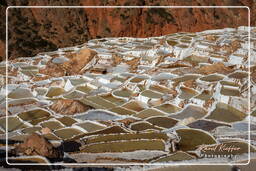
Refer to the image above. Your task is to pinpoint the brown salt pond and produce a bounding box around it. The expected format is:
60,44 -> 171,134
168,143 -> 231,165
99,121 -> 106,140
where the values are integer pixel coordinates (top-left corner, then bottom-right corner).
206,103 -> 247,123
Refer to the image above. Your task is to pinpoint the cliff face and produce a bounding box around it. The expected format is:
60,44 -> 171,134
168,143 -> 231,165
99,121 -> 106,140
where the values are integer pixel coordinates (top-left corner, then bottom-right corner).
81,0 -> 252,38
0,0 -> 255,60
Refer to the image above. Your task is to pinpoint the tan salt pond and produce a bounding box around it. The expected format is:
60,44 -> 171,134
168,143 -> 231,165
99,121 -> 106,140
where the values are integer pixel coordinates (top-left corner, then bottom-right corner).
54,128 -> 84,140
134,108 -> 167,119
180,40 -> 191,44
84,132 -> 169,144
113,88 -> 134,98
7,98 -> 38,107
21,126 -> 42,134
220,86 -> 240,96
195,90 -> 212,100
183,55 -> 209,65
56,116 -> 77,126
79,98 -> 102,109
20,66 -> 39,77
155,103 -> 181,114
82,96 -> 116,109
178,87 -> 198,100
8,88 -> 34,99
69,78 -> 88,86
167,39 -> 178,46
85,125 -> 130,135
140,90 -> 163,99
20,69 -> 38,77
111,76 -> 126,83
187,119 -> 230,131
29,116 -> 54,126
18,109 -> 51,122
206,102 -> 246,123
110,106 -> 136,115
220,80 -> 240,87
199,74 -> 224,82
40,120 -> 64,131
0,116 -> 28,132
176,128 -> 217,151
122,101 -> 146,112
228,71 -> 248,79
20,65 -> 38,70
176,44 -> 189,48
76,85 -> 94,94
146,116 -> 178,129
181,36 -> 193,40
172,74 -> 200,83
46,87 -> 66,98
74,110 -> 122,121
149,85 -> 174,94
130,76 -> 147,83
171,105 -> 207,120
63,90 -> 84,99
79,96 -> 116,109
79,139 -> 166,153
100,94 -> 126,106
130,121 -> 163,131
76,121 -> 106,132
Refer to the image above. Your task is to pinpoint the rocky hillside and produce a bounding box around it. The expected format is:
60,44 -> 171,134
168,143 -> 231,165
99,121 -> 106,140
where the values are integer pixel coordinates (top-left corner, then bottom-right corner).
0,0 -> 255,60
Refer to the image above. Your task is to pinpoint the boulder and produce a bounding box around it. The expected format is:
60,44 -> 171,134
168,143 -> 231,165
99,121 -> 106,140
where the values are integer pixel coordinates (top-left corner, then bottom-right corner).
15,133 -> 63,159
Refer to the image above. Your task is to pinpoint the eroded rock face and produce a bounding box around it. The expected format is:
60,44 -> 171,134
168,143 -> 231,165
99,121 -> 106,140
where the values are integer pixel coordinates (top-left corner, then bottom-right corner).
0,0 -> 255,60
197,62 -> 234,75
50,99 -> 92,115
39,48 -> 97,77
15,133 -> 63,159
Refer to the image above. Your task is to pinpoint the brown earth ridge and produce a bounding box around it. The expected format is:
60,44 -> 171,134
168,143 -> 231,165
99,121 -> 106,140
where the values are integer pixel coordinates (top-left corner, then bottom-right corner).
0,0 -> 255,61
